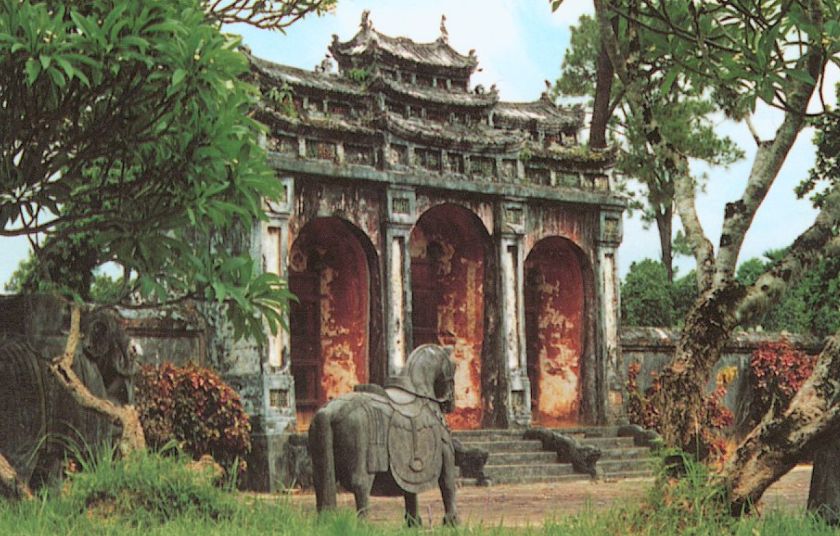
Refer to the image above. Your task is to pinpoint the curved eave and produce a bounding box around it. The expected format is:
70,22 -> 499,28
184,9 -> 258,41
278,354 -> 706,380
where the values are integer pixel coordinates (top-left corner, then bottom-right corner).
380,113 -> 527,152
256,105 -> 380,142
373,77 -> 497,108
494,101 -> 585,132
251,55 -> 365,98
525,144 -> 617,171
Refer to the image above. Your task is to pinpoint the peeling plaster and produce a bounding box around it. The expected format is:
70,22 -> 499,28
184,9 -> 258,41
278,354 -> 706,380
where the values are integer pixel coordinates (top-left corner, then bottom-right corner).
410,205 -> 488,429
288,218 -> 372,428
525,237 -> 585,427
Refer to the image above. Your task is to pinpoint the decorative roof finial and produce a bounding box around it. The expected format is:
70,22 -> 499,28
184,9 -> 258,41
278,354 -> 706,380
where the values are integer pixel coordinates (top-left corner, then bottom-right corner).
360,10 -> 372,32
542,79 -> 554,102
439,14 -> 449,43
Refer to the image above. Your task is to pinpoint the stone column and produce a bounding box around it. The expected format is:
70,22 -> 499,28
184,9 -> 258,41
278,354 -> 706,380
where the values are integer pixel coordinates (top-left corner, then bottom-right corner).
596,209 -> 624,424
497,199 -> 530,427
241,176 -> 297,492
384,186 -> 417,376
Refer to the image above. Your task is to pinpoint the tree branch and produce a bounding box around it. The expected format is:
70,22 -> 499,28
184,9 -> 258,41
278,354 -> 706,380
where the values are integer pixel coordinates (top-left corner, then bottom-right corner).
736,187 -> 840,324
725,331 -> 840,514
714,0 -> 824,282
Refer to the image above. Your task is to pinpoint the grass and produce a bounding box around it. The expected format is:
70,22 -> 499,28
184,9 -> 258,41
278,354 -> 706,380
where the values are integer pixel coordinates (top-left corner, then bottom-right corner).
0,449 -> 835,535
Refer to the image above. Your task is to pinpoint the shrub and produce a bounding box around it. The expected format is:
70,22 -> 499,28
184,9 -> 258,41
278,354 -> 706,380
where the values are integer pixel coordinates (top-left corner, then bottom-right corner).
136,363 -> 251,473
626,362 -> 734,461
747,339 -> 815,427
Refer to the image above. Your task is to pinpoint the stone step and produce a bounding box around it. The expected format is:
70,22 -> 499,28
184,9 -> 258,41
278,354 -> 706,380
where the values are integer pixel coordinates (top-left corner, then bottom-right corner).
453,426 -> 624,439
576,436 -> 636,449
486,450 -> 557,465
599,446 -> 651,460
458,439 -> 545,453
598,458 -> 658,475
484,462 -> 576,481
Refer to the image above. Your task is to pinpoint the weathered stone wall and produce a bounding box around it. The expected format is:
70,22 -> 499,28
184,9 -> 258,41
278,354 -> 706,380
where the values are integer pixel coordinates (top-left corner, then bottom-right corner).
620,327 -> 823,434
0,295 -> 208,367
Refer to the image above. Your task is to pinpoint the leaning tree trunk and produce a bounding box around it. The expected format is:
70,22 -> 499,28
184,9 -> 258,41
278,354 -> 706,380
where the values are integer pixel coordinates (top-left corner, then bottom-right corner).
47,305 -> 146,456
723,333 -> 840,515
0,454 -> 32,500
645,281 -> 744,451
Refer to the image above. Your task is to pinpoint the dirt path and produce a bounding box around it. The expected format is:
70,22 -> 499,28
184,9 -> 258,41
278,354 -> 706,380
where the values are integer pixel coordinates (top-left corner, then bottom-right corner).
279,465 -> 813,527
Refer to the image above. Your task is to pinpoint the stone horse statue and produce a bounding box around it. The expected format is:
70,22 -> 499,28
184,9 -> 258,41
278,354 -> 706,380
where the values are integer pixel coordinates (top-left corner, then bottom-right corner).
0,308 -> 139,488
308,344 -> 459,526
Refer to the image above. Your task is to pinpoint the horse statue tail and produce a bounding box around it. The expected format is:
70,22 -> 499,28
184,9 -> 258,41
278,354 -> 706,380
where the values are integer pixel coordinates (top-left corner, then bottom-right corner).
308,408 -> 337,511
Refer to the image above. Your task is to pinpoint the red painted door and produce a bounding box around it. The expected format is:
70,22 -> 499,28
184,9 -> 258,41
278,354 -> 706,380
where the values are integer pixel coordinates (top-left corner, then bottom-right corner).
290,271 -> 321,430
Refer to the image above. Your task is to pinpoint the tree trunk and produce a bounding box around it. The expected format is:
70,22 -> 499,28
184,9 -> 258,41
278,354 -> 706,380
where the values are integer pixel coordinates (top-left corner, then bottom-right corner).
646,281 -> 743,451
47,304 -> 146,456
589,40 -> 614,149
808,436 -> 840,524
723,333 -> 840,514
655,206 -> 674,282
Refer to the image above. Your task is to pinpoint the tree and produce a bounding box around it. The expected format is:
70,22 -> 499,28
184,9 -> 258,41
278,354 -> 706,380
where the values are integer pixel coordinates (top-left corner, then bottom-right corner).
551,0 -> 840,513
0,0 -> 331,498
555,14 -> 743,282
621,259 -> 674,327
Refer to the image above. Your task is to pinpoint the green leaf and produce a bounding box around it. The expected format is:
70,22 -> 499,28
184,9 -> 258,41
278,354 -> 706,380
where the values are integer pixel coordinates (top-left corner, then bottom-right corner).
171,68 -> 186,87
24,57 -> 41,85
661,69 -> 678,94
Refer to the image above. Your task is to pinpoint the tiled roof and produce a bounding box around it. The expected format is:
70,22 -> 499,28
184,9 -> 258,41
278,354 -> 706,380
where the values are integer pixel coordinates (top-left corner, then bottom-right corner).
494,98 -> 584,130
374,77 -> 496,107
251,55 -> 364,96
380,113 -> 527,150
329,14 -> 477,71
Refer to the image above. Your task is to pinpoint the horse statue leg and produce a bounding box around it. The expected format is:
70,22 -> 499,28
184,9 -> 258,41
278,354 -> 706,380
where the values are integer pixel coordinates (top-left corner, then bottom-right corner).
403,492 -> 421,527
439,439 -> 459,526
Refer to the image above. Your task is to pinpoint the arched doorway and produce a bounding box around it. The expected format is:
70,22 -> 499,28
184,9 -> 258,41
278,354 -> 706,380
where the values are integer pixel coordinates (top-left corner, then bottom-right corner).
524,236 -> 588,427
409,204 -> 490,429
288,217 -> 377,429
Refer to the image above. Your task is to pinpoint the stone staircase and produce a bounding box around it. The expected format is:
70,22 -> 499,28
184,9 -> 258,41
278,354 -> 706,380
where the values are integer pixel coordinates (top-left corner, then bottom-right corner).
453,427 -> 658,486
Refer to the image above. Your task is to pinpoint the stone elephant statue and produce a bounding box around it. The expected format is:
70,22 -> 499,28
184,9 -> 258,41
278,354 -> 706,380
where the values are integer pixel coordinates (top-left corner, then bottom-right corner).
0,308 -> 139,488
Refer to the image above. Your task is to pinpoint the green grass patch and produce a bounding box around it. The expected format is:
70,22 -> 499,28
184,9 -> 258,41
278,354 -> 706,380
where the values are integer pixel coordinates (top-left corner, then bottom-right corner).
0,449 -> 835,535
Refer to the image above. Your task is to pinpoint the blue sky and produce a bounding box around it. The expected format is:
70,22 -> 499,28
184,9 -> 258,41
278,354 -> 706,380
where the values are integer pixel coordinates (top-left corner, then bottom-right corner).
0,0 -> 826,287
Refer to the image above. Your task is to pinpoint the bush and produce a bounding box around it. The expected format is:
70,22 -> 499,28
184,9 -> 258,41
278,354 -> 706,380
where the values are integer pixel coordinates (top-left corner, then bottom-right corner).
136,363 -> 251,473
626,362 -> 734,461
746,339 -> 815,427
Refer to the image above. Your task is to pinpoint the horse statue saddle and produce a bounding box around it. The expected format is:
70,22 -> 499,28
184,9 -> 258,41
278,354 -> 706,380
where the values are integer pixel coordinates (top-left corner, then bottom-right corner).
353,383 -> 446,494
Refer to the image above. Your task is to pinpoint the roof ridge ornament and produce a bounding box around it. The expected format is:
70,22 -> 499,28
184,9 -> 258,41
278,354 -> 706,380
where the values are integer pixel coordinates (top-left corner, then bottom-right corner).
439,14 -> 448,43
360,9 -> 373,32
541,79 -> 554,103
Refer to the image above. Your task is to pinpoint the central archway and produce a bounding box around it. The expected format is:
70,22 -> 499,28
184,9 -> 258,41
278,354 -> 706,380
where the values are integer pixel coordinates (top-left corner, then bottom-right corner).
409,203 -> 490,429
524,236 -> 589,427
288,217 -> 377,430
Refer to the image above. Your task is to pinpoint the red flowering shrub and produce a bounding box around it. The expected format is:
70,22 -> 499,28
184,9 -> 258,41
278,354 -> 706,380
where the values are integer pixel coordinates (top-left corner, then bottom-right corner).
626,361 -> 734,461
747,339 -> 815,427
136,363 -> 251,473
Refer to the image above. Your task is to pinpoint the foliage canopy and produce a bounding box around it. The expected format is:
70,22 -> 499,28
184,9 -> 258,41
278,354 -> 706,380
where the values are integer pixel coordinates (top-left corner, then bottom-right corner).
0,0 -> 308,341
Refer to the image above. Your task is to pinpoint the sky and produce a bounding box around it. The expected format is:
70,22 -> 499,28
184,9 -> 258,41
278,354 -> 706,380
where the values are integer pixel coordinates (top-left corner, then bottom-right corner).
0,0 -> 827,287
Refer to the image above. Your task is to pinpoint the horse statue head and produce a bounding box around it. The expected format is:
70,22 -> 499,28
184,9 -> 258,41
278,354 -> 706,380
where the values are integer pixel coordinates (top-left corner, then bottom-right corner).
81,308 -> 140,405
386,344 -> 456,413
